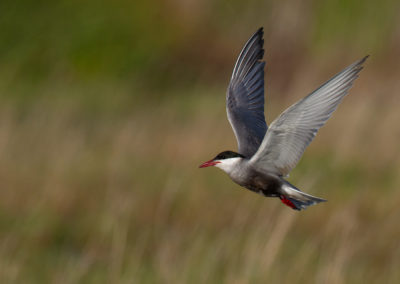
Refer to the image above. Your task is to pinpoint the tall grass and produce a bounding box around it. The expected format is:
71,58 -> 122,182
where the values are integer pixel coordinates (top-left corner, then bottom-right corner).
1,0 -> 400,282
0,66 -> 399,283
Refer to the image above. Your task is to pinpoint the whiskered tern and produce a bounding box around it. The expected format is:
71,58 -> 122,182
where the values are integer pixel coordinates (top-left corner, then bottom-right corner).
199,27 -> 367,210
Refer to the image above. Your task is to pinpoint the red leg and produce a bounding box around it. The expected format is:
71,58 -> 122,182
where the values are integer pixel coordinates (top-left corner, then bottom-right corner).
280,195 -> 297,209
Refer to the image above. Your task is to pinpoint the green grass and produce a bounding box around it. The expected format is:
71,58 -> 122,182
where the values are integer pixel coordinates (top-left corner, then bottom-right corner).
0,81 -> 399,282
1,0 -> 400,282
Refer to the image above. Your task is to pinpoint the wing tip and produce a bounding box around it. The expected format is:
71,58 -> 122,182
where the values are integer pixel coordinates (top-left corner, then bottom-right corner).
350,55 -> 369,76
362,54 -> 370,61
230,27 -> 266,83
256,27 -> 264,36
256,27 -> 264,47
355,55 -> 369,67
250,27 -> 265,57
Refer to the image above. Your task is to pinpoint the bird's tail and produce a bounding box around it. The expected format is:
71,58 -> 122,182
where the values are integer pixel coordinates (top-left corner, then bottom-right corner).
280,182 -> 326,211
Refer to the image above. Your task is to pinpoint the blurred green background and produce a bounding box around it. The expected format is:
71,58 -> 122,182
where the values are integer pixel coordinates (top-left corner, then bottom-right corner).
1,0 -> 400,283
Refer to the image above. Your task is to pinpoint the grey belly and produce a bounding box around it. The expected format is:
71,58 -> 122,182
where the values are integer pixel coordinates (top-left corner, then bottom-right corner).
244,184 -> 280,197
233,172 -> 282,198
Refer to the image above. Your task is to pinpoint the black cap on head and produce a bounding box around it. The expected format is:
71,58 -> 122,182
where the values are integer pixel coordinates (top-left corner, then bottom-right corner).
214,151 -> 245,160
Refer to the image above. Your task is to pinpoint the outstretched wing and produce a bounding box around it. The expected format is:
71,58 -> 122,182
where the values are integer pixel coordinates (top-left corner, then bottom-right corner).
250,56 -> 368,176
226,28 -> 267,158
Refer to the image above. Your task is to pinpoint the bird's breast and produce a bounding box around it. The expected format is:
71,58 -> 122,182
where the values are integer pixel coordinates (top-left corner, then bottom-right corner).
231,167 -> 282,196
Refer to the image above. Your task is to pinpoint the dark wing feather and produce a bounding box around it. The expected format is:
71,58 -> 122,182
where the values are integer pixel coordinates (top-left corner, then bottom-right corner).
226,28 -> 267,158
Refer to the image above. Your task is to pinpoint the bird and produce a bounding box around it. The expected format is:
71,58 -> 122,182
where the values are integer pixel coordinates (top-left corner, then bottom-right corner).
199,27 -> 368,210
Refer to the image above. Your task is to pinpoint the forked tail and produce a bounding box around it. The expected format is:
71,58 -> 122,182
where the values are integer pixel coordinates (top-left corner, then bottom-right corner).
280,182 -> 326,211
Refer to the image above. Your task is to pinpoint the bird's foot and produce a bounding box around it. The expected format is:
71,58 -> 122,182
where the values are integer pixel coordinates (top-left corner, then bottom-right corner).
279,195 -> 297,210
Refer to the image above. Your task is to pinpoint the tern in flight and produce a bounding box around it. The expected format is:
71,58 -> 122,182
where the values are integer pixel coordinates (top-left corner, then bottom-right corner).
199,27 -> 367,210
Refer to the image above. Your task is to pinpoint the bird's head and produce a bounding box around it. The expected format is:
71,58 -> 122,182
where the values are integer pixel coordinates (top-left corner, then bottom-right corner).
199,151 -> 245,172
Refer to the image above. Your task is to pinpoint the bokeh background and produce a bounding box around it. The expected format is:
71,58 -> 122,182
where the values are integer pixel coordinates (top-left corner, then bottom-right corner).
1,0 -> 400,283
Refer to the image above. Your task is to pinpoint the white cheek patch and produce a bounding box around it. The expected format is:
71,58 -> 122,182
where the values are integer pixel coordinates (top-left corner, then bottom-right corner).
215,157 -> 241,174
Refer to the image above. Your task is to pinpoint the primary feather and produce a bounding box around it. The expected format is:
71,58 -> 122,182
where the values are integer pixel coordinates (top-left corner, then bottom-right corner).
226,27 -> 267,158
250,56 -> 369,176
